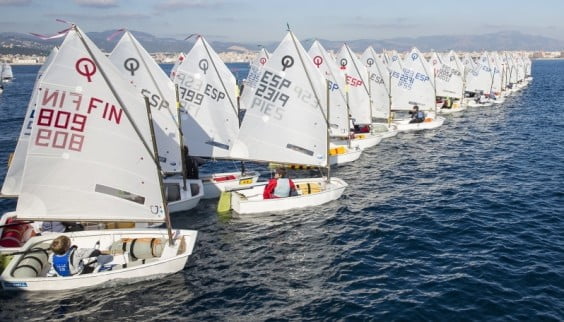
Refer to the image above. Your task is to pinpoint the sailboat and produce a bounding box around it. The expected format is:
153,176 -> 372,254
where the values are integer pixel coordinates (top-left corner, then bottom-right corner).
227,30 -> 348,215
0,25 -> 197,291
389,48 -> 445,131
429,51 -> 466,114
172,35 -> 259,199
334,44 -> 384,150
360,46 -> 398,139
1,63 -> 13,83
465,52 -> 495,107
108,30 -> 204,212
306,41 -> 363,163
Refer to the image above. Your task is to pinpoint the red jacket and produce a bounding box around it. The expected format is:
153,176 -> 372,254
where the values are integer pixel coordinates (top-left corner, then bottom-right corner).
263,178 -> 297,199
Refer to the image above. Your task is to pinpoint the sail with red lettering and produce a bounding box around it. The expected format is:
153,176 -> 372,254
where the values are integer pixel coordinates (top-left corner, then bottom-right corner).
242,47 -> 271,110
172,35 -> 239,159
307,40 -> 349,137
15,27 -> 165,222
253,47 -> 270,67
109,30 -> 182,174
335,44 -> 372,125
231,31 -> 328,166
1,47 -> 59,197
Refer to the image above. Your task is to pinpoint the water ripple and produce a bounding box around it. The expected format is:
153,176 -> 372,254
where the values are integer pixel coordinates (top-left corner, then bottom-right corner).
0,61 -> 562,320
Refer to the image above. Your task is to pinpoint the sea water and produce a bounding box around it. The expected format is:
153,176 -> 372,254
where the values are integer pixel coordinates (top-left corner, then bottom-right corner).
0,61 -> 562,320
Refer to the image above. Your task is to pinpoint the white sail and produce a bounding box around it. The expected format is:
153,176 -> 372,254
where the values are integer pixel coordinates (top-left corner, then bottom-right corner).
489,52 -> 504,94
15,27 -> 165,222
430,51 -> 463,99
251,47 -> 270,68
335,44 -> 371,125
466,52 -> 493,94
109,31 -> 182,173
361,46 -> 391,119
507,53 -> 518,84
1,47 -> 59,196
231,31 -> 328,166
169,52 -> 185,79
390,48 -> 435,111
461,53 -> 477,75
242,47 -> 271,110
308,40 -> 349,137
443,50 -> 465,75
172,36 -> 239,159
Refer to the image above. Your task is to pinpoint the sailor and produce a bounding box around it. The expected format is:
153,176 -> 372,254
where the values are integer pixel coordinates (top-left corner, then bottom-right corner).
409,105 -> 425,123
49,235 -> 111,276
263,167 -> 297,199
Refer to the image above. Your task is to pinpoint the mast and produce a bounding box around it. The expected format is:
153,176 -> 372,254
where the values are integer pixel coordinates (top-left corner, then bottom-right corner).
388,70 -> 393,125
144,98 -> 174,244
367,69 -> 373,125
326,79 -> 331,181
345,79 -> 352,148
176,84 -> 188,191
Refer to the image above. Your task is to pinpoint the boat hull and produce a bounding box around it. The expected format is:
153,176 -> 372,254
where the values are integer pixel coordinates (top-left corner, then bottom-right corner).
231,177 -> 347,215
164,176 -> 204,213
1,228 -> 197,291
393,116 -> 445,132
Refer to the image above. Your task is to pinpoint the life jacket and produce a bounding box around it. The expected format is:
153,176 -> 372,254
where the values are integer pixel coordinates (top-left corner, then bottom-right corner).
52,246 -> 78,277
416,111 -> 425,120
273,178 -> 291,198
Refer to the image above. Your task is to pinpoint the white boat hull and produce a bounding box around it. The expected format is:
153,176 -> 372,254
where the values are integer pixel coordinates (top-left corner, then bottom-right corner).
329,147 -> 362,165
438,104 -> 467,114
1,229 -> 197,291
201,171 -> 260,199
332,132 -> 383,151
164,176 -> 204,213
231,177 -> 347,215
393,116 -> 445,132
464,97 -> 494,107
371,122 -> 399,139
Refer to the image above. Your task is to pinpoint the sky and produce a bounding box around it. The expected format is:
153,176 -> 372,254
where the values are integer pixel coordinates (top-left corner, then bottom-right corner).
0,0 -> 563,43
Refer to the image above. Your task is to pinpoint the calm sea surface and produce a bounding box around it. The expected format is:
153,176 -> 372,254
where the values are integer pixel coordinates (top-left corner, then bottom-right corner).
0,61 -> 562,320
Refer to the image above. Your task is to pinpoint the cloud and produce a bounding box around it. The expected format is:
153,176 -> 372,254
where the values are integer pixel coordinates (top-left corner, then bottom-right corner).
0,0 -> 32,6
154,0 -> 226,11
73,0 -> 118,8
45,12 -> 149,21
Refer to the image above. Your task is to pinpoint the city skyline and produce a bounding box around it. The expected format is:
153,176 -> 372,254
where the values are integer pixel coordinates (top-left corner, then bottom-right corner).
0,0 -> 563,43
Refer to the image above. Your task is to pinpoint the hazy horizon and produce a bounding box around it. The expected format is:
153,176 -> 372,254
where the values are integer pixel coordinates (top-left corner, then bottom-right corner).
0,0 -> 563,43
